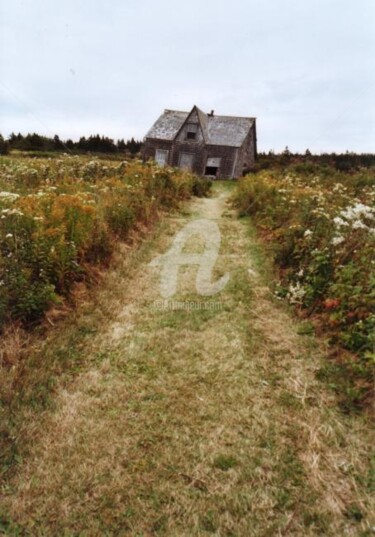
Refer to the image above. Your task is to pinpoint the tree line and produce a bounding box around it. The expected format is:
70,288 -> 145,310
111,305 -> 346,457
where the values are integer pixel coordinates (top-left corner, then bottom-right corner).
1,134 -> 374,171
249,147 -> 375,172
0,132 -> 142,155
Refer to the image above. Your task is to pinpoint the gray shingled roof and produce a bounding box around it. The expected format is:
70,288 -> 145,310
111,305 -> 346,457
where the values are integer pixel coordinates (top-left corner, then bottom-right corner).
206,115 -> 254,146
145,106 -> 255,147
145,109 -> 188,141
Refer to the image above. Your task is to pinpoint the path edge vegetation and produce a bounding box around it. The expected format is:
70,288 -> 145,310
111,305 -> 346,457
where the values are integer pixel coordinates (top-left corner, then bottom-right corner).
231,168 -> 375,413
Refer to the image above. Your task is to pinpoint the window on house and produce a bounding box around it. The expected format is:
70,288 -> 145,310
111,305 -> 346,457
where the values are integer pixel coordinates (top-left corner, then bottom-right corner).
155,149 -> 169,167
205,166 -> 218,176
178,152 -> 194,171
204,157 -> 221,177
185,123 -> 198,141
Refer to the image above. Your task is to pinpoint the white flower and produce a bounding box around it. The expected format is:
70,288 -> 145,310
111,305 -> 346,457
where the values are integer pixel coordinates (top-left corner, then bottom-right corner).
0,191 -> 20,202
287,282 -> 306,304
352,220 -> 368,230
331,236 -> 345,246
7,209 -> 24,216
340,203 -> 375,222
5,233 -> 13,238
333,217 -> 348,227
332,183 -> 344,191
304,229 -> 313,237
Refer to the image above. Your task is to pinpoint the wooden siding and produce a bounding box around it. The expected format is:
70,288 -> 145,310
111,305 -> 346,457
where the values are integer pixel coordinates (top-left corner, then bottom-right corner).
141,139 -> 173,165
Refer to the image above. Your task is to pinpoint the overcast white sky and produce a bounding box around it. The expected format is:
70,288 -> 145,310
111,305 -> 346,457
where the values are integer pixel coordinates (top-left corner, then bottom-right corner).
1,0 -> 374,152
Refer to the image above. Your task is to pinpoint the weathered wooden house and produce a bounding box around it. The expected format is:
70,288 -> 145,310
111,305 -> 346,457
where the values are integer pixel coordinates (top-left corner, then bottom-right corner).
142,105 -> 257,178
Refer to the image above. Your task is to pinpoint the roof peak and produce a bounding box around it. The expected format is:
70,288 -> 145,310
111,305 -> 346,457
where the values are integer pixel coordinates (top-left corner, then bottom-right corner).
166,105 -> 255,120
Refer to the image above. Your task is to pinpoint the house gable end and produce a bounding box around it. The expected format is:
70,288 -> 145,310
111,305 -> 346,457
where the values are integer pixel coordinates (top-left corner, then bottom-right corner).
174,105 -> 206,143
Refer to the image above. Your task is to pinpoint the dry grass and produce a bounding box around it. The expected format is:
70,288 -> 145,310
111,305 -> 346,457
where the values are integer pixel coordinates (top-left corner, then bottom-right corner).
0,183 -> 373,536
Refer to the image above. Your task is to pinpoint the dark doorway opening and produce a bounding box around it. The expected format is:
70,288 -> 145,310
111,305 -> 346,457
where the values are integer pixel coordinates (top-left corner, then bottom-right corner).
205,166 -> 219,176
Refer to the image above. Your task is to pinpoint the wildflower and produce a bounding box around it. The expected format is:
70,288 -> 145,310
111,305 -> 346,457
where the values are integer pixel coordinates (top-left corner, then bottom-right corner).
332,183 -> 344,192
323,298 -> 340,309
287,282 -> 306,304
331,236 -> 345,246
7,209 -> 24,216
333,217 -> 348,227
304,229 -> 313,238
352,220 -> 368,230
340,202 -> 375,222
0,191 -> 20,202
5,233 -> 13,238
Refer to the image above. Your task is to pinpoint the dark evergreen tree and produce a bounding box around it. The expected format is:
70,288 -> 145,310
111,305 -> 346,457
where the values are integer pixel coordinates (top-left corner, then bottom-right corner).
117,139 -> 126,152
53,134 -> 64,151
0,134 -> 9,155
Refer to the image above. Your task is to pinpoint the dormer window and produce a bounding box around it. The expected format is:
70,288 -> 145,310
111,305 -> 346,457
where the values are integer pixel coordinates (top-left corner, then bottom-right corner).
185,123 -> 198,141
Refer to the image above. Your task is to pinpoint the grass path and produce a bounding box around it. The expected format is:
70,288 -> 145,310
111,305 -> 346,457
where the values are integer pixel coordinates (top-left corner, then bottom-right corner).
1,183 -> 373,536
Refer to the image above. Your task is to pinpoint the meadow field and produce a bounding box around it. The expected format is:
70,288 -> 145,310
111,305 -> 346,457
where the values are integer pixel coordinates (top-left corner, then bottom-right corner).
0,154 -> 209,328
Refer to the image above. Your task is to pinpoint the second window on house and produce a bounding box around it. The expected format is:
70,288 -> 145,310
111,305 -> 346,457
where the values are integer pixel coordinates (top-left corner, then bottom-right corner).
185,124 -> 198,141
205,157 -> 221,177
178,152 -> 194,171
155,149 -> 169,167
